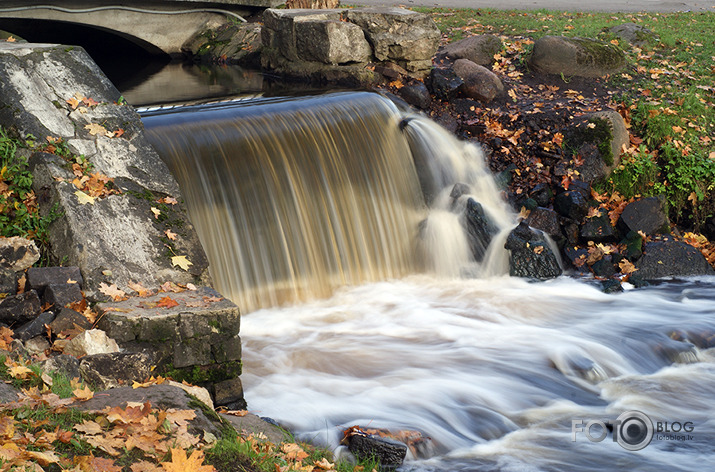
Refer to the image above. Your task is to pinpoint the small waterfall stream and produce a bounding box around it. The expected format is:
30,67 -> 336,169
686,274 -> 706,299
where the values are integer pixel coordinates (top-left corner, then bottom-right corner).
143,92 -> 715,471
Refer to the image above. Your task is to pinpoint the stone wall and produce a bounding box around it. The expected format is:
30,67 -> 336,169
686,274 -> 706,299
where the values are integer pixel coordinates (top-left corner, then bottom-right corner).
261,7 -> 441,85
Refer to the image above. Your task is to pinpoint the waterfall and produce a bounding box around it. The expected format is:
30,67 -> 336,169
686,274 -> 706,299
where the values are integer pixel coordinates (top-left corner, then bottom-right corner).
143,92 -> 514,311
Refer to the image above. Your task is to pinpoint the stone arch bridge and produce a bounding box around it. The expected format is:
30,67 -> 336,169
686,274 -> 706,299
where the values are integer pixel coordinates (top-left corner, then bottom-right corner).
0,1 -> 279,57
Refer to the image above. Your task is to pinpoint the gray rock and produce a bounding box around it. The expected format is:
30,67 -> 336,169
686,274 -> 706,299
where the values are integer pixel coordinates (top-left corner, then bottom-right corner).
79,351 -> 154,390
262,8 -> 343,63
505,221 -> 562,279
609,23 -> 658,46
346,7 -> 440,73
348,433 -> 408,469
183,23 -> 263,66
213,377 -> 245,409
72,384 -> 227,439
0,290 -> 41,327
634,240 -> 714,280
221,412 -> 288,444
49,307 -> 92,334
24,336 -> 51,356
43,283 -> 84,309
15,311 -> 54,341
41,354 -> 82,381
0,268 -> 17,295
0,237 -> 39,272
439,34 -> 502,65
0,382 -> 19,404
296,20 -> 372,64
529,36 -> 626,78
452,59 -> 504,103
64,329 -> 120,357
427,67 -> 464,101
617,196 -> 669,236
27,266 -> 83,294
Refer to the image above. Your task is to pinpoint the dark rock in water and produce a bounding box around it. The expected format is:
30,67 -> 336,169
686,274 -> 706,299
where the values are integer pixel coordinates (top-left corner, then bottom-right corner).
43,283 -> 84,309
601,278 -> 623,293
580,209 -> 616,242
634,240 -> 714,280
347,433 -> 407,469
563,246 -> 589,272
464,198 -> 495,262
15,311 -> 55,341
0,291 -> 41,327
398,82 -> 432,110
427,67 -> 463,101
554,191 -> 589,222
450,183 -> 471,200
683,329 -> 715,350
652,337 -> 698,364
526,207 -> 561,241
617,196 -> 669,236
530,183 -> 553,207
622,231 -> 644,261
591,255 -> 616,278
505,221 -> 562,279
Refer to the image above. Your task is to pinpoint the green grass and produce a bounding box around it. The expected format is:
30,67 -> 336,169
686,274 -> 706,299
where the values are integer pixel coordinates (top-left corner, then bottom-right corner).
416,7 -> 715,230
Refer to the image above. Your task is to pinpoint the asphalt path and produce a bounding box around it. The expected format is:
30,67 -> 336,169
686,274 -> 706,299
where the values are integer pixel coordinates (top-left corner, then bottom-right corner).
350,0 -> 715,12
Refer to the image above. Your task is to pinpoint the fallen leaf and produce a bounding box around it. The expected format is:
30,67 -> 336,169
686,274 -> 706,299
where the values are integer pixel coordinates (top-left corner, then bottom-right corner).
161,448 -> 215,472
151,207 -> 161,219
99,282 -> 127,301
157,296 -> 179,309
73,385 -> 94,401
85,123 -> 108,136
5,36 -> 16,43
75,190 -> 96,205
171,255 -> 193,271
282,443 -> 309,462
165,229 -> 177,241
129,281 -> 154,297
619,259 -> 638,275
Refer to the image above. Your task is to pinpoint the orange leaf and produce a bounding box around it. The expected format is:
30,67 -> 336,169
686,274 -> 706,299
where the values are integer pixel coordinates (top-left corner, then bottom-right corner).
157,296 -> 179,309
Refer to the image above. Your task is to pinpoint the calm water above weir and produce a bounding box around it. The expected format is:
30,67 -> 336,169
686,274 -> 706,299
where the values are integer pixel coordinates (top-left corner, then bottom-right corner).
142,92 -> 715,471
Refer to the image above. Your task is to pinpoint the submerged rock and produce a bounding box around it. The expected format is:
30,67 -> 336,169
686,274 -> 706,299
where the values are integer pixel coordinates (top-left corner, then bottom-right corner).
505,221 -> 562,279
464,198 -> 496,262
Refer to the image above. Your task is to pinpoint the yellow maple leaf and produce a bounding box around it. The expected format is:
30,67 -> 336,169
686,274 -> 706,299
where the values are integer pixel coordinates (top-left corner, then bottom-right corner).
75,190 -> 96,205
85,123 -> 108,136
171,255 -> 193,271
73,385 -> 94,401
8,364 -> 33,380
161,448 -> 215,472
619,259 -> 638,275
66,97 -> 80,110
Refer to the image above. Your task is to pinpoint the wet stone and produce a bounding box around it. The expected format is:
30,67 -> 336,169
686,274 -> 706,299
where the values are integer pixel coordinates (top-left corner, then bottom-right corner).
553,190 -> 589,222
427,67 -> 463,101
347,434 -> 407,469
398,82 -> 432,110
464,198 -> 495,262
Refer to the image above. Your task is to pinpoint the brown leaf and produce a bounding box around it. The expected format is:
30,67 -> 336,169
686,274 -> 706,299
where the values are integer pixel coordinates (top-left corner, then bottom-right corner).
619,259 -> 638,275
99,282 -> 127,302
156,296 -> 179,309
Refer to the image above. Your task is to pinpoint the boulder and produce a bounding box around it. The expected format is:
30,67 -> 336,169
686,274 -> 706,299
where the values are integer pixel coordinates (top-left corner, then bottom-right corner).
0,291 -> 41,327
0,236 -> 39,272
452,59 -> 504,103
530,183 -> 553,207
529,36 -> 626,78
49,307 -> 92,334
0,44 -> 211,299
79,351 -> 155,390
564,110 -> 628,179
439,34 -> 502,65
398,82 -> 432,110
609,23 -> 658,46
72,384 -> 226,439
553,191 -> 589,222
183,23 -> 263,66
427,67 -> 464,101
346,7 -> 440,73
505,221 -> 562,279
43,283 -> 84,309
590,255 -> 617,278
464,198 -> 496,262
63,329 -> 120,357
296,20 -> 372,64
634,240 -> 714,280
617,196 -> 669,236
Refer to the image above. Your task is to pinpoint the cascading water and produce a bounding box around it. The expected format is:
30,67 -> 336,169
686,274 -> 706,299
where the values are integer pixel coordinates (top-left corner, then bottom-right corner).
143,92 -> 715,471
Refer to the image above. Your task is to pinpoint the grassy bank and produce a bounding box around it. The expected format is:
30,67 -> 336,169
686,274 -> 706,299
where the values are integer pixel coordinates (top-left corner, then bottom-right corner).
416,7 -> 715,230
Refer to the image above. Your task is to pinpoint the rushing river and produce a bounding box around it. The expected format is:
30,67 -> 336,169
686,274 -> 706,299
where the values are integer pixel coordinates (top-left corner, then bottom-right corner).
141,91 -> 715,471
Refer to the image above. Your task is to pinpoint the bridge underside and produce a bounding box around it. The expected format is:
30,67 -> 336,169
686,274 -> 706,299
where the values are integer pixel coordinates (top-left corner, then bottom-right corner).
0,3 -> 273,57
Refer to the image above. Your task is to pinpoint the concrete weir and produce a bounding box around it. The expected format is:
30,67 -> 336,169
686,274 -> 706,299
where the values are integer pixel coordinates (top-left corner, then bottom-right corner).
0,42 -> 244,407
